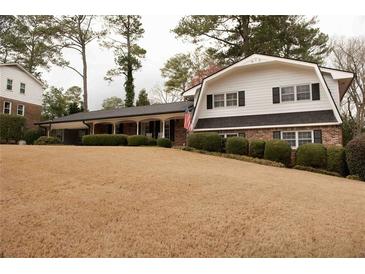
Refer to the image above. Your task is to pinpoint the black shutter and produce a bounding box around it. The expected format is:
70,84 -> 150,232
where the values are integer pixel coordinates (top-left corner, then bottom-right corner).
238,91 -> 245,106
273,131 -> 281,139
313,130 -> 322,143
119,123 -> 124,134
312,83 -> 320,100
207,94 -> 213,109
170,119 -> 175,141
272,87 -> 280,104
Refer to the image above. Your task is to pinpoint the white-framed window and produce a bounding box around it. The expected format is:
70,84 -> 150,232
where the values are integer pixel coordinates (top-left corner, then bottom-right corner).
17,104 -> 25,116
20,83 -> 26,94
3,101 -> 11,114
281,86 -> 295,102
7,79 -> 13,90
219,132 -> 239,138
226,92 -> 238,107
296,84 -> 311,101
214,94 -> 225,108
281,131 -> 314,148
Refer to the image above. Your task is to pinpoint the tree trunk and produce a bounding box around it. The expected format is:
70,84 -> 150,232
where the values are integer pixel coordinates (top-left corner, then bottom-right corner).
82,44 -> 88,112
124,16 -> 135,107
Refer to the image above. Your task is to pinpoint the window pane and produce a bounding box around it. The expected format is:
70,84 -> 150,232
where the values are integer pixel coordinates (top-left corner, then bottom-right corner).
214,94 -> 225,108
226,93 -> 237,106
20,83 -> 26,94
281,86 -> 294,102
7,79 -> 12,90
298,131 -> 312,146
282,131 -> 296,147
297,85 -> 310,101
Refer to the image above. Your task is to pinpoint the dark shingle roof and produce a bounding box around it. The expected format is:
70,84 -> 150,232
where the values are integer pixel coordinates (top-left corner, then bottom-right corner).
195,110 -> 337,129
37,101 -> 193,124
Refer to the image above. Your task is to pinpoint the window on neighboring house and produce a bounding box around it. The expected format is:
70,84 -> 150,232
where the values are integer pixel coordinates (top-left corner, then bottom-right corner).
219,132 -> 239,138
298,131 -> 313,146
226,92 -> 237,107
7,79 -> 13,90
282,131 -> 296,147
17,104 -> 24,116
3,101 -> 11,114
281,86 -> 295,102
214,94 -> 225,108
20,83 -> 26,94
296,84 -> 310,101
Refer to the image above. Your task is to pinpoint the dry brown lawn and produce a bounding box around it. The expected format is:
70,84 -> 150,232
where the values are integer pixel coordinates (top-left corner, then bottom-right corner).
0,145 -> 364,258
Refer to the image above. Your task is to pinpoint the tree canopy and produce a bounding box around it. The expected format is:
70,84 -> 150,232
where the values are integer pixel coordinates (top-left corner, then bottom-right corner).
136,89 -> 150,106
102,96 -> 125,110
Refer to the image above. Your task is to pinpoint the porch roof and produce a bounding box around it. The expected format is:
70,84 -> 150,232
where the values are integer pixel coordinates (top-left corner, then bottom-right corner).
36,101 -> 193,125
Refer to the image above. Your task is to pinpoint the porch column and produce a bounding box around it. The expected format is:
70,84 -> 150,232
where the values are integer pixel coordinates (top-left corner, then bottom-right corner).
136,121 -> 139,135
113,123 -> 116,134
92,123 -> 95,135
47,123 -> 51,137
162,120 -> 165,138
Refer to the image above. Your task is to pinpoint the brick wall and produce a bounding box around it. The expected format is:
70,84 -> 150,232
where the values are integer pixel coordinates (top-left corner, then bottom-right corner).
174,119 -> 187,146
0,96 -> 41,129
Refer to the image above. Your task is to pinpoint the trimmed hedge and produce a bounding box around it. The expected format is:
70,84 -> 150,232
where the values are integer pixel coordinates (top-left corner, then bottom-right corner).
157,138 -> 172,148
0,114 -> 26,143
346,134 -> 365,181
23,129 -> 43,145
82,134 -> 128,146
264,140 -> 292,166
225,137 -> 249,155
293,165 -> 342,177
34,136 -> 61,145
249,140 -> 266,158
187,132 -> 222,152
296,143 -> 327,169
327,146 -> 348,176
146,137 -> 157,146
127,135 -> 148,146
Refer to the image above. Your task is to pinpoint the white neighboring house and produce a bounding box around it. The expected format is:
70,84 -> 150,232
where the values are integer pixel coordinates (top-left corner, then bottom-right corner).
0,63 -> 44,129
183,54 -> 354,147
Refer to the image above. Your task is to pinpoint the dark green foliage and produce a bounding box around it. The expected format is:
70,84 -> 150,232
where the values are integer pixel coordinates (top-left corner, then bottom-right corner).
136,89 -> 150,106
293,165 -> 342,177
225,137 -> 249,155
341,114 -> 356,146
264,140 -> 292,166
327,146 -> 348,176
23,129 -> 43,145
296,143 -> 327,169
187,132 -> 222,152
82,134 -> 128,146
157,138 -> 172,148
0,114 -> 26,143
345,135 -> 365,181
249,140 -> 266,158
146,137 -> 157,146
34,136 -> 61,145
127,135 -> 148,146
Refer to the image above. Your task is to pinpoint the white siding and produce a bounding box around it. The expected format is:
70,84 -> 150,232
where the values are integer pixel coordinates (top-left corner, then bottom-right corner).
0,66 -> 43,106
197,63 -> 334,119
323,73 -> 340,107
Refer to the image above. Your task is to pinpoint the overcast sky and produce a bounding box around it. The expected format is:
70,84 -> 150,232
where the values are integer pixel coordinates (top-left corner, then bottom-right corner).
42,15 -> 365,110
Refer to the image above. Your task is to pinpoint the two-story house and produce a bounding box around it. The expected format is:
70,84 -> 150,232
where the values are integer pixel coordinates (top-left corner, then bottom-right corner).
36,54 -> 354,147
0,63 -> 44,129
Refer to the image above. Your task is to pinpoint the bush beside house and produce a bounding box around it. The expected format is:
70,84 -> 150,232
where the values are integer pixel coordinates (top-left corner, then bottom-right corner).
23,129 -> 44,145
225,137 -> 249,155
345,135 -> 365,180
127,135 -> 149,146
327,146 -> 348,176
249,140 -> 266,158
188,133 -> 222,152
146,137 -> 157,146
264,140 -> 292,166
0,114 -> 26,143
157,138 -> 172,148
296,143 -> 327,169
82,134 -> 128,146
34,136 -> 61,145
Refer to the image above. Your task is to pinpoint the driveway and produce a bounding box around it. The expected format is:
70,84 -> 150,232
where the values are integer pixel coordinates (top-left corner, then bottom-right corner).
0,145 -> 364,257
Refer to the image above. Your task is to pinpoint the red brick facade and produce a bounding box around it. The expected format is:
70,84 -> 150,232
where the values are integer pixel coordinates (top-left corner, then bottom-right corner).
174,119 -> 187,146
0,96 -> 41,129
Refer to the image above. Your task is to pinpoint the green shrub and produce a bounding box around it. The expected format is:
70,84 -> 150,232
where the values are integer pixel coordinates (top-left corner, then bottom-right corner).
82,134 -> 127,146
127,135 -> 148,146
327,146 -> 348,176
249,140 -> 266,158
157,138 -> 172,148
296,143 -> 327,169
346,134 -> 365,181
187,132 -> 222,152
0,114 -> 26,143
346,175 -> 362,181
225,137 -> 249,155
34,136 -> 61,145
23,129 -> 43,145
146,137 -> 157,146
264,140 -> 292,166
293,165 -> 342,177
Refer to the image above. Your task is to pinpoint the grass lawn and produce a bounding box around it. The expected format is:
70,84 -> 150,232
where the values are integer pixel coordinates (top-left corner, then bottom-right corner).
0,145 -> 364,257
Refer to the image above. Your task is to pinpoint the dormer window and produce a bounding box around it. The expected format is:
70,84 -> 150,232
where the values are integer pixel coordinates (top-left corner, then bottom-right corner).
7,79 -> 13,90
20,83 -> 26,94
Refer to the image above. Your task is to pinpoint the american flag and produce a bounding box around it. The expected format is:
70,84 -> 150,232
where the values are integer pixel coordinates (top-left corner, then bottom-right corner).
184,108 -> 192,131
